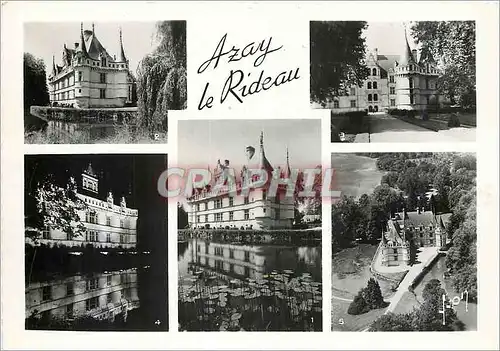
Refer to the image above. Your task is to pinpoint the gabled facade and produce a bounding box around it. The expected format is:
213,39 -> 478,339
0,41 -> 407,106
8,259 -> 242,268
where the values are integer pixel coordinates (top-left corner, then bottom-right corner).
323,29 -> 441,113
48,23 -> 135,108
381,208 -> 451,266
186,132 -> 295,230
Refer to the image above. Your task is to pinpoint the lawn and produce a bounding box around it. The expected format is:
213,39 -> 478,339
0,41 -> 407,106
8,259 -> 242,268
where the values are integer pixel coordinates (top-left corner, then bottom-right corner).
430,112 -> 476,127
332,298 -> 386,331
332,244 -> 395,299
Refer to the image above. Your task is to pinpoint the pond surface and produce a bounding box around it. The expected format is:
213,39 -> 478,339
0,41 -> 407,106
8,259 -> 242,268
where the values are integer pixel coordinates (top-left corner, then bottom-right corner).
178,239 -> 322,331
25,263 -> 168,331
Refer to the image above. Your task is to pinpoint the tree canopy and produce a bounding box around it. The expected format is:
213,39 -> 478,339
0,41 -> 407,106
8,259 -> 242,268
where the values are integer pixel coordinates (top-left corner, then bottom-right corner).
136,21 -> 187,131
411,21 -> 476,107
24,53 -> 49,109
310,21 -> 368,106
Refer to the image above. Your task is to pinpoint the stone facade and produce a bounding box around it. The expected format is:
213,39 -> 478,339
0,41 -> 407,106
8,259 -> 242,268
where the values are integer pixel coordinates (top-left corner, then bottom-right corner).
381,208 -> 451,266
187,132 -> 295,230
318,29 -> 441,113
48,23 -> 135,108
29,163 -> 138,249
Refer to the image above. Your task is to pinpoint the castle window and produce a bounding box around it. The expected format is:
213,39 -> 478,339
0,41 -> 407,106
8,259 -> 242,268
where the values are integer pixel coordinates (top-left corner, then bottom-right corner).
390,99 -> 396,106
66,304 -> 74,318
86,278 -> 98,291
106,216 -> 111,226
426,78 -> 429,89
99,89 -> 106,99
410,94 -> 414,104
85,297 -> 98,311
120,219 -> 125,228
409,77 -> 414,89
120,234 -> 125,243
93,62 -> 95,66
373,82 -> 378,89
106,275 -> 112,286
106,233 -> 111,243
368,94 -> 372,102
100,73 -> 106,84
229,211 -> 234,221
350,87 -> 356,96
374,94 -> 378,102
333,100 -> 339,108
78,89 -> 81,93
228,197 -> 234,207
390,87 -> 395,95
42,225 -> 50,239
101,56 -> 107,67
350,100 -> 356,107
66,282 -> 74,296
244,196 -> 249,205
372,68 -> 377,76
262,190 -> 267,200
393,249 -> 398,254
107,294 -> 112,304
390,75 -> 394,83
196,215 -> 200,223
205,214 -> 208,222
42,286 -> 51,301
244,209 -> 250,220
367,82 -> 372,89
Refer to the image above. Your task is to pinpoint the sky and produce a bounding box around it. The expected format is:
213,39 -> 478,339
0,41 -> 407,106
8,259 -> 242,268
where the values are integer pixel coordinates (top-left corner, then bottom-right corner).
363,21 -> 419,56
24,22 -> 159,76
178,119 -> 322,170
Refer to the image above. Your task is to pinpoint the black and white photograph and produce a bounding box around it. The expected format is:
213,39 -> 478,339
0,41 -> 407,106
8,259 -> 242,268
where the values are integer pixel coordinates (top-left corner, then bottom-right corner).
177,119 -> 323,331
24,21 -> 186,144
330,152 -> 477,331
24,154 -> 168,331
310,21 -> 476,143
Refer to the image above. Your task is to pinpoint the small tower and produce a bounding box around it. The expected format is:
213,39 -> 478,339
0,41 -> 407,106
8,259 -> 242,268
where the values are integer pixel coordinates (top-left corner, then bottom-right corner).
82,163 -> 98,194
120,196 -> 127,209
395,26 -> 420,110
118,27 -> 127,63
107,191 -> 114,206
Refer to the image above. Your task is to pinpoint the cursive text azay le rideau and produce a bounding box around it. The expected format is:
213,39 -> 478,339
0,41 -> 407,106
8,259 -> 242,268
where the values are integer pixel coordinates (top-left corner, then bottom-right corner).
197,33 -> 301,110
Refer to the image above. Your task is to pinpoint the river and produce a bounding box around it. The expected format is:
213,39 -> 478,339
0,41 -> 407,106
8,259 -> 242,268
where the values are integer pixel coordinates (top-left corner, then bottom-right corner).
331,153 -> 384,200
178,238 -> 322,331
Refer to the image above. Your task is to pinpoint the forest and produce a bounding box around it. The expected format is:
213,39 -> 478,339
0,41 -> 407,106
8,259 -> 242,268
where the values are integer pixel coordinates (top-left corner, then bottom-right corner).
332,152 -> 477,299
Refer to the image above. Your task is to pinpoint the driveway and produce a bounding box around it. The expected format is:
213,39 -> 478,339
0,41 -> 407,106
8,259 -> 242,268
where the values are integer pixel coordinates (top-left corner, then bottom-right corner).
369,114 -> 475,142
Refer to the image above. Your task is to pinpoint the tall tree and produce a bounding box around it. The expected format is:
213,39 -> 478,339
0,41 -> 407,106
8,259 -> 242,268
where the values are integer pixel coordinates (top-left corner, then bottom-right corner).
136,21 -> 187,131
24,53 -> 49,109
411,21 -> 476,107
310,21 -> 368,106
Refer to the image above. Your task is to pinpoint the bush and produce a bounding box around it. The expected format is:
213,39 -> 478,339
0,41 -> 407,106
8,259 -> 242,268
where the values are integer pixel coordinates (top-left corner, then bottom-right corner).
447,113 -> 461,127
347,293 -> 370,315
407,110 -> 415,118
422,110 -> 429,121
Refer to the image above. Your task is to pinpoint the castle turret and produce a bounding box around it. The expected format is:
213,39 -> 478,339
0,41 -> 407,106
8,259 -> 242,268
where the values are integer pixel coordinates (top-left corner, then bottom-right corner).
118,27 -> 127,63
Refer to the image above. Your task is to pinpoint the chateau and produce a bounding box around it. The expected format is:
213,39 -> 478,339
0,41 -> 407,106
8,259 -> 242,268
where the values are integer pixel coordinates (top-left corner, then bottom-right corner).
323,30 -> 441,112
186,132 -> 295,230
26,269 -> 139,322
28,163 -> 138,249
48,23 -> 135,108
381,208 -> 451,267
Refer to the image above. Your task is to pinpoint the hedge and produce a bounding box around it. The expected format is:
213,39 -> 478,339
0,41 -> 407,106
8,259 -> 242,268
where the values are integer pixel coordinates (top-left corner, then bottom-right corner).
30,106 -> 138,125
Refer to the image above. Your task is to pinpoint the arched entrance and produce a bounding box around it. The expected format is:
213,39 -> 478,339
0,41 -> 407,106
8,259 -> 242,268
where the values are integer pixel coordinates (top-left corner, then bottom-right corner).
374,105 -> 379,112
368,105 -> 373,112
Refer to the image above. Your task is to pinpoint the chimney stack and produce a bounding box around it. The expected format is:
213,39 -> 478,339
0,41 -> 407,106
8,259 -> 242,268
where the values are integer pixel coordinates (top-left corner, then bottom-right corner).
374,48 -> 378,58
412,49 -> 418,61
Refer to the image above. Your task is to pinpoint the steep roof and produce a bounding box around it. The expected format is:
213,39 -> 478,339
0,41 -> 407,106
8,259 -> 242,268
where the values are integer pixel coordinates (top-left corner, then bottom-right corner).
384,219 -> 406,245
397,210 -> 452,229
258,132 -> 274,173
376,54 -> 400,73
83,30 -> 113,61
399,29 -> 415,66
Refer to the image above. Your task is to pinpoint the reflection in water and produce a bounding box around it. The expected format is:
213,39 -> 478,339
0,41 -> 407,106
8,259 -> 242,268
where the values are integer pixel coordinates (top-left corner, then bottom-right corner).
178,239 -> 322,331
26,269 -> 140,328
